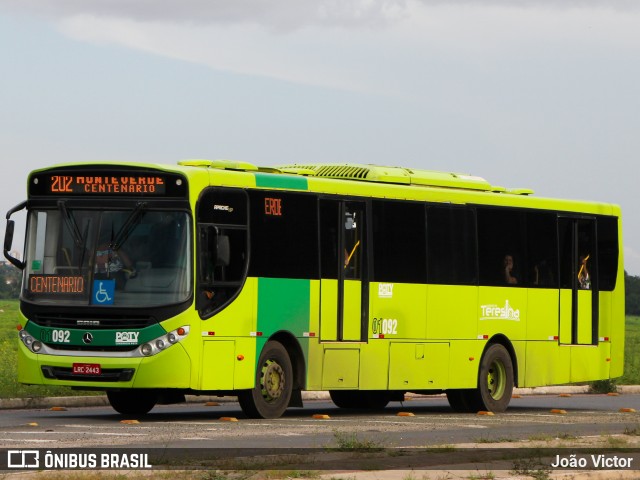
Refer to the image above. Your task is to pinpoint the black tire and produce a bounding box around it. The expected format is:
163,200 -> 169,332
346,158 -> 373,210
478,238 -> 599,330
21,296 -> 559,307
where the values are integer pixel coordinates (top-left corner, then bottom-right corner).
472,343 -> 514,413
329,390 -> 390,410
238,341 -> 293,419
446,389 -> 476,413
107,390 -> 158,415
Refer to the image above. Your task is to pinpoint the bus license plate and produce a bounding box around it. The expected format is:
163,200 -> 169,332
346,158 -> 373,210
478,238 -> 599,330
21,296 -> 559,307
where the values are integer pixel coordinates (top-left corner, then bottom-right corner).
72,363 -> 101,375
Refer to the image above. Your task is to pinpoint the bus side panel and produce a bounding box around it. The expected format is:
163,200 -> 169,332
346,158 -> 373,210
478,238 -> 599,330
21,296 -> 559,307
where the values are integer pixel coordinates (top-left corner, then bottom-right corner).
606,289 -> 626,378
520,288 -> 561,387
524,342 -> 571,386
369,283 -> 427,339
448,341 -> 485,388
388,342 -> 449,390
319,279 -> 339,341
256,277 -> 311,340
559,290 -> 573,344
256,277 -> 311,375
196,278 -> 257,390
322,349 -> 359,389
307,280 -> 323,390
571,345 -> 609,383
134,345 -> 192,389
577,291 -> 593,345
199,341 -> 234,390
477,287 -> 527,341
426,285 -> 477,340
526,289 -> 559,341
359,340 -> 390,390
342,280 -> 362,341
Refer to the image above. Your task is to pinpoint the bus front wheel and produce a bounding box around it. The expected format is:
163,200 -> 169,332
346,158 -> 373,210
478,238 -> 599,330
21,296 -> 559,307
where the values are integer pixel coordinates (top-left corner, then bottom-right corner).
107,390 -> 158,415
238,341 -> 293,419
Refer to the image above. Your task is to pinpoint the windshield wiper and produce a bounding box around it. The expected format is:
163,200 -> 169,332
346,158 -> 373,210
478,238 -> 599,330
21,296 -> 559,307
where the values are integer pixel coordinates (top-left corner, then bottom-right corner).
58,201 -> 83,248
111,202 -> 146,250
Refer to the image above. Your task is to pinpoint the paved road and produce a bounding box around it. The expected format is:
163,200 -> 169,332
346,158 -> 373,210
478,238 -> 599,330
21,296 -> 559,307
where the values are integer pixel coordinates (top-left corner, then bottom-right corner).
1,393 -> 639,449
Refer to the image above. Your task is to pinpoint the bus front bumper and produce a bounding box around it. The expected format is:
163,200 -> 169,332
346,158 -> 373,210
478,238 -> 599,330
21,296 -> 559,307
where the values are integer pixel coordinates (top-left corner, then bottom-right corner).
17,341 -> 192,389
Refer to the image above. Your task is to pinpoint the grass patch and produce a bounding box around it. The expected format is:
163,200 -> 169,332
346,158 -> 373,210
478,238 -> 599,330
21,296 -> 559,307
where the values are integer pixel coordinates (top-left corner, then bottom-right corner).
623,425 -> 640,436
619,315 -> 640,385
510,457 -> 551,480
331,431 -> 383,451
474,436 -> 515,444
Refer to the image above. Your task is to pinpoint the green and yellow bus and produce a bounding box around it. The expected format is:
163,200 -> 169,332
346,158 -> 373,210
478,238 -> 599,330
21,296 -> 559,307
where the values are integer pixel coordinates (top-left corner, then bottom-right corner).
3,160 -> 624,418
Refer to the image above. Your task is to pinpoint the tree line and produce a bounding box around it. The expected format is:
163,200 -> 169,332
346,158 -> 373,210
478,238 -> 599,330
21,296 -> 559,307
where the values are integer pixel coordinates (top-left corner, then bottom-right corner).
1,262 -> 640,315
0,262 -> 20,299
626,271 -> 640,316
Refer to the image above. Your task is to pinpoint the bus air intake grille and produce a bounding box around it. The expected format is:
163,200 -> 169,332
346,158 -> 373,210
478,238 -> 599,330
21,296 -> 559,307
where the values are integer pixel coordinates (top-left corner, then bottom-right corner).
41,366 -> 135,382
277,164 -> 371,180
31,314 -> 156,330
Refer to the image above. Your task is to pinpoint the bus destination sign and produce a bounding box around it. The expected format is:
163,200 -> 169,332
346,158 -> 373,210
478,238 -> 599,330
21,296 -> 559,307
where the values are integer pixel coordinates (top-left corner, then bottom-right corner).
48,175 -> 166,195
29,275 -> 86,296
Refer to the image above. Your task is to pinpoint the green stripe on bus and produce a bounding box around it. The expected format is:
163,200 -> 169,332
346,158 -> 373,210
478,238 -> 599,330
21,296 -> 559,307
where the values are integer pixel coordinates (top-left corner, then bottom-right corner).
254,172 -> 308,190
256,277 -> 310,359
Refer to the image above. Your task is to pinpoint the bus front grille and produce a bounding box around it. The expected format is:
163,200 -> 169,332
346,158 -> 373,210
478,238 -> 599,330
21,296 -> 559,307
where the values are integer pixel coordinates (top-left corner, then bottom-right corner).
31,314 -> 156,330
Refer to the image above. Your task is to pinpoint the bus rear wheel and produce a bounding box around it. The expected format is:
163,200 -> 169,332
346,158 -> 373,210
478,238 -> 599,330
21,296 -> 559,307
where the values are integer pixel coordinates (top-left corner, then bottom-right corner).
329,390 -> 391,410
238,341 -> 293,419
107,390 -> 158,415
475,343 -> 514,412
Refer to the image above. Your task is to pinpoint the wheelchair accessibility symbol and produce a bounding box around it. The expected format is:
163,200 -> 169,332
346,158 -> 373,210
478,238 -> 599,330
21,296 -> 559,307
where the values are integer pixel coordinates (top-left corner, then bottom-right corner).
92,280 -> 115,305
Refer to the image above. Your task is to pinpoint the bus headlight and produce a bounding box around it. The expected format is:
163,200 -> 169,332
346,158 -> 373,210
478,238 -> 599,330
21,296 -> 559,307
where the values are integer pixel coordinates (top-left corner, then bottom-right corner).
18,330 -> 42,353
137,326 -> 189,357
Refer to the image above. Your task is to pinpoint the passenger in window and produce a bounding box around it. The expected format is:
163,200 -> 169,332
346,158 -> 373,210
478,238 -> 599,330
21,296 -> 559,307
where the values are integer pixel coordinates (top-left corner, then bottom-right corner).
578,254 -> 591,289
95,241 -> 136,290
533,259 -> 554,287
503,254 -> 518,285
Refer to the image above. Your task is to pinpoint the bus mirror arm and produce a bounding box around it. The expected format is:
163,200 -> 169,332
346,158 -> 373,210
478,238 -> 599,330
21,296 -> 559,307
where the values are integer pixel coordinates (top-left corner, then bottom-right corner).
4,201 -> 27,270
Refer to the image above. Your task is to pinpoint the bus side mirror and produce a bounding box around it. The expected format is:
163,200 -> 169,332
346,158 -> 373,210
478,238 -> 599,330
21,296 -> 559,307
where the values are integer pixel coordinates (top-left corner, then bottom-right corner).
4,220 -> 24,270
4,201 -> 27,270
4,220 -> 14,253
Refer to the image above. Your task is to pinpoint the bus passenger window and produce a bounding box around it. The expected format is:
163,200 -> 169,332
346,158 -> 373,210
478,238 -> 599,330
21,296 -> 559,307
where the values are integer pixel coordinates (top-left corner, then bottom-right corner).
344,210 -> 362,279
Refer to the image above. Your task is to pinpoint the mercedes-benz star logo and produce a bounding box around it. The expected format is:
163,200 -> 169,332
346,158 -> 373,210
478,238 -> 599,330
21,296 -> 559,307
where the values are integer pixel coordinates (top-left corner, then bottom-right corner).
82,333 -> 93,344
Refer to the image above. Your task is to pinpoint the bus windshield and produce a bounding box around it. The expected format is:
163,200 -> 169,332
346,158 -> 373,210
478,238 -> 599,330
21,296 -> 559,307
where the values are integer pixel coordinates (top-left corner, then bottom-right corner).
22,206 -> 191,307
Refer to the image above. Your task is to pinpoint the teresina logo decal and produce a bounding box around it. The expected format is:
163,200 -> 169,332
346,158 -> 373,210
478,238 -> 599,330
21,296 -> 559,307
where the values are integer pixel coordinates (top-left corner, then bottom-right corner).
480,300 -> 520,321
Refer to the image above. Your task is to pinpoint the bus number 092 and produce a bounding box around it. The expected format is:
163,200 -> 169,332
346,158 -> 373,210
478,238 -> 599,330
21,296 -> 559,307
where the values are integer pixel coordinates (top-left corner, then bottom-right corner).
51,329 -> 71,343
372,318 -> 398,335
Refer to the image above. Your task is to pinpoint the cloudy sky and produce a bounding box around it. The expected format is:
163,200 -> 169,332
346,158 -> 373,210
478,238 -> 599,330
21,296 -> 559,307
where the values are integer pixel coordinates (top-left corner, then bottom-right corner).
1,1 -> 640,274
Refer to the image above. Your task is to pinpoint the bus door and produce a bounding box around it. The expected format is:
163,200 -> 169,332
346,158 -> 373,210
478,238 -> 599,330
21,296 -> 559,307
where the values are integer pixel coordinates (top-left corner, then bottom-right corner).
559,217 -> 598,346
319,199 -> 368,342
